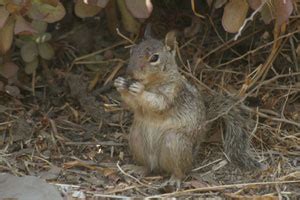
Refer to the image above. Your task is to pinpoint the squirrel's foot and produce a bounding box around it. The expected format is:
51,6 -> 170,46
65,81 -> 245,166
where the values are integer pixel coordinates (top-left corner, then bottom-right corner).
121,164 -> 149,177
129,82 -> 145,96
161,175 -> 182,191
114,77 -> 129,92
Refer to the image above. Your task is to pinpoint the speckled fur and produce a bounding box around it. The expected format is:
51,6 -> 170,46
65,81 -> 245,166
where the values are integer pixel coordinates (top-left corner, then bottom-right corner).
115,37 -> 261,179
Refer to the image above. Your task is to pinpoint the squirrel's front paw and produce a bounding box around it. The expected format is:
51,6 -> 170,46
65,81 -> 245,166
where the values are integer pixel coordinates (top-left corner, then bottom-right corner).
129,82 -> 145,96
114,77 -> 129,92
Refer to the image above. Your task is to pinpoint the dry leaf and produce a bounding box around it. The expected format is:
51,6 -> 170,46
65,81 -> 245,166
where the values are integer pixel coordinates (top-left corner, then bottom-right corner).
0,16 -> 15,55
5,0 -> 31,15
83,0 -> 110,7
222,0 -> 249,33
105,0 -> 119,36
275,0 -> 293,25
253,0 -> 293,25
0,6 -> 9,28
261,4 -> 274,24
0,80 -> 4,91
14,15 -> 37,35
74,0 -> 102,18
117,0 -> 140,34
125,0 -> 153,19
214,0 -> 227,9
5,85 -> 20,97
0,62 -> 19,79
247,0 -> 262,10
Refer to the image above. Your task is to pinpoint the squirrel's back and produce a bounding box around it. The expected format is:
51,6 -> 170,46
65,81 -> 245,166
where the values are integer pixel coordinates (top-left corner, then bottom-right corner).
114,28 -> 262,182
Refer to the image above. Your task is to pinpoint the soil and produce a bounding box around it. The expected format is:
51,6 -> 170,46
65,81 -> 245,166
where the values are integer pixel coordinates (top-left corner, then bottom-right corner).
0,3 -> 300,199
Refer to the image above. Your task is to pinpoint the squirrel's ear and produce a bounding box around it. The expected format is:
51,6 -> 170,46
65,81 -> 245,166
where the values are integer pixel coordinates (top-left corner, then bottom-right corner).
144,24 -> 152,39
164,30 -> 178,53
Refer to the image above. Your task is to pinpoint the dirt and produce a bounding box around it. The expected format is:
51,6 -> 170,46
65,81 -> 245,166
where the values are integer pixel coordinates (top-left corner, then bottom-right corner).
0,5 -> 300,199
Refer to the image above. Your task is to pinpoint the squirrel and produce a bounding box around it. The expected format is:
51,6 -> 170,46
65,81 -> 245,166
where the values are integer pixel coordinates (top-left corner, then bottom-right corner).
114,27 -> 262,185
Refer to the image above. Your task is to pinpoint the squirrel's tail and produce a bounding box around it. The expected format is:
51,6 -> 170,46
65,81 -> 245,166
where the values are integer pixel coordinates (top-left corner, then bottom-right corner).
204,94 -> 262,170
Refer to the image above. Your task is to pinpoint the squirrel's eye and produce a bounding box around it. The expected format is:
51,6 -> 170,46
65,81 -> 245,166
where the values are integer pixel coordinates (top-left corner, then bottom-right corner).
149,54 -> 159,63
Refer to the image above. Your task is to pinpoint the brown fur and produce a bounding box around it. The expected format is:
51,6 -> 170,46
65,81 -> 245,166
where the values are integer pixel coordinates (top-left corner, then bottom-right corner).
114,36 -> 262,180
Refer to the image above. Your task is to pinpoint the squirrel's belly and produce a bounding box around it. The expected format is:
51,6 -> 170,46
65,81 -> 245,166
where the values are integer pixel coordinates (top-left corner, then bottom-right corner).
129,119 -> 166,171
129,116 -> 199,172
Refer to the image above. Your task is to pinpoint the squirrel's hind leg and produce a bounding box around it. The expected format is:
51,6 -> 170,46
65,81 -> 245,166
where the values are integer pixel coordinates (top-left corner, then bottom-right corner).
159,132 -> 193,180
161,175 -> 182,190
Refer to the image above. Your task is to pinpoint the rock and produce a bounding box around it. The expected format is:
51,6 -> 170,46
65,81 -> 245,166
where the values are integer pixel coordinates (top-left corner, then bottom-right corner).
0,173 -> 63,200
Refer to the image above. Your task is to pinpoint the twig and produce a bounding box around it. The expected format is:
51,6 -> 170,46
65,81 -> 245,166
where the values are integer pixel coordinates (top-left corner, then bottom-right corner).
92,194 -> 131,199
116,161 -> 159,189
65,141 -> 125,146
74,58 -> 126,65
105,185 -> 140,194
218,29 -> 300,68
249,72 -> 300,94
192,159 -> 223,172
203,71 -> 300,125
191,0 -> 205,19
73,41 -> 127,63
147,180 -> 300,198
234,0 -> 268,41
116,28 -> 135,45
243,106 -> 300,128
250,107 -> 260,137
0,121 -> 13,126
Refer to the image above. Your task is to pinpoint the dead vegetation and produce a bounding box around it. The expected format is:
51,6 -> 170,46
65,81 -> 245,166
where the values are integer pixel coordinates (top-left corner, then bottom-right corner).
0,0 -> 300,199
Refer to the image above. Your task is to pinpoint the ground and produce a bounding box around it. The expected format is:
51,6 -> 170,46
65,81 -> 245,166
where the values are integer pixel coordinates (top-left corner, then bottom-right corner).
0,3 -> 300,199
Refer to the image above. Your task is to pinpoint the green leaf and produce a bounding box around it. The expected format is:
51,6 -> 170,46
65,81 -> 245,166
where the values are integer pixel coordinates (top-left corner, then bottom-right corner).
40,0 -> 59,7
31,20 -> 48,33
38,42 -> 54,60
35,32 -> 52,43
21,41 -> 38,62
28,2 -> 66,23
25,57 -> 39,74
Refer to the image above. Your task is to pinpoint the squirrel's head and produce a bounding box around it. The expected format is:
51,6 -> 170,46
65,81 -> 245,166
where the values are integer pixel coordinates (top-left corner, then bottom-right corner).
126,25 -> 178,84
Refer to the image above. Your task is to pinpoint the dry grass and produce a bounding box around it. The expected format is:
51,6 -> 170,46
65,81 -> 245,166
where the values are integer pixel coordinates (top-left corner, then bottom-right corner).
0,4 -> 300,199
